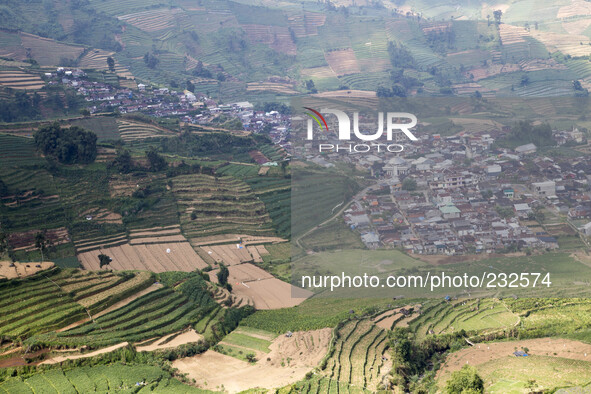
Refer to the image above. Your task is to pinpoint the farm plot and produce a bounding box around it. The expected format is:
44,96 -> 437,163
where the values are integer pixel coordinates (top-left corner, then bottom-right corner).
118,8 -> 188,33
32,276 -> 219,348
80,208 -> 122,224
79,48 -> 133,78
322,319 -> 390,392
174,328 -> 330,393
408,299 -> 519,339
241,24 -> 296,55
231,277 -> 312,310
0,269 -> 152,339
199,244 -> 254,265
557,0 -> 591,18
530,28 -> 591,57
78,241 -> 208,272
324,48 -> 361,76
246,82 -> 299,94
0,71 -> 44,90
437,338 -> 591,392
287,11 -> 326,37
172,174 -> 275,239
228,263 -> 273,283
0,364 -> 201,393
19,33 -> 85,66
117,119 -> 175,141
0,261 -> 54,280
8,227 -> 70,252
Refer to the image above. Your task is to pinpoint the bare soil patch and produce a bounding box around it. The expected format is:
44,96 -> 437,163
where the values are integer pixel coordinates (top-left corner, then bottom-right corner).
0,261 -> 54,279
324,48 -> 360,76
173,328 -> 331,393
41,342 -> 129,364
136,330 -> 203,352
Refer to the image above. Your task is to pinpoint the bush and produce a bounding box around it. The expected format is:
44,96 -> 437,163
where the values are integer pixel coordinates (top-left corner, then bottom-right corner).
445,365 -> 484,394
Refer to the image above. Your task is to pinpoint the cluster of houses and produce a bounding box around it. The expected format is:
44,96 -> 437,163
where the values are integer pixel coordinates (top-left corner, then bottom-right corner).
46,68 -> 291,145
315,126 -> 591,255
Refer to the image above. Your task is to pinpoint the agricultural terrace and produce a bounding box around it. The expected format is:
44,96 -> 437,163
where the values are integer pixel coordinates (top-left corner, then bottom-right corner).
0,364 -> 205,393
407,299 -> 519,340
244,176 -> 290,238
19,33 -> 85,66
321,319 -> 390,391
78,242 -> 208,272
437,338 -> 591,393
117,119 -> 176,141
79,49 -> 133,79
0,261 -> 54,280
241,297 -> 406,333
0,71 -> 44,90
28,273 -> 221,349
173,328 -> 331,393
118,8 -> 188,33
172,174 -> 275,239
0,268 -> 152,340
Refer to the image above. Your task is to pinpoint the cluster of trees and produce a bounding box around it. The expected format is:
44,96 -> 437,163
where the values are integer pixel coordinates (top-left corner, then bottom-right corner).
0,91 -> 41,122
143,52 -> 159,69
159,131 -> 261,159
34,123 -> 97,164
503,120 -> 554,148
389,327 -> 468,391
425,28 -> 456,55
388,42 -> 416,69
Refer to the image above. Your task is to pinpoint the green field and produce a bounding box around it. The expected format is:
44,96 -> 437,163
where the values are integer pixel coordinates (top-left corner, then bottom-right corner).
29,274 -> 219,348
0,364 -> 209,393
0,268 -> 152,339
172,174 -> 276,239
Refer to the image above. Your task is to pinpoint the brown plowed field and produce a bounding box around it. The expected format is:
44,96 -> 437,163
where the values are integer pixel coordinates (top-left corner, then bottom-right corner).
78,242 -> 208,272
173,328 -> 331,393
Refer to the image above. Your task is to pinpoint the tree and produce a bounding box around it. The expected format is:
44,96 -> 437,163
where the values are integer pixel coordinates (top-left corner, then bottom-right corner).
186,79 -> 195,92
145,148 -> 167,172
573,80 -> 584,91
98,253 -> 112,269
493,9 -> 503,25
445,365 -> 484,394
305,79 -> 317,93
402,178 -> 417,191
107,56 -> 115,72
143,52 -> 159,69
245,353 -> 257,363
34,122 -> 97,164
111,149 -> 133,173
217,264 -> 229,286
0,231 -> 8,258
35,232 -> 48,262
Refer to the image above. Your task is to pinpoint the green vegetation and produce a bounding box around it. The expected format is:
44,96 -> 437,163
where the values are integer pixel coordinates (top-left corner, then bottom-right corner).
241,297 -> 400,333
0,268 -> 152,339
445,365 -> 484,394
172,174 -> 275,238
0,364 -> 208,393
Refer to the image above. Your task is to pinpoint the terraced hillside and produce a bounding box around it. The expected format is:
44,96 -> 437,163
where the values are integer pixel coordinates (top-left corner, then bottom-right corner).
407,299 -> 519,340
0,364 -> 205,393
0,268 -> 153,339
321,319 -> 390,392
0,268 -> 225,357
172,174 -> 275,239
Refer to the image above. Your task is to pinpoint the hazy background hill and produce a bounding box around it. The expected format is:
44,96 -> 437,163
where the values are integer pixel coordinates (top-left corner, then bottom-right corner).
2,0 -> 591,101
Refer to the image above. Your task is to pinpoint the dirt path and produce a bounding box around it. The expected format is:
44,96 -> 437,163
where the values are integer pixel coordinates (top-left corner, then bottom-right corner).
173,328 -> 332,393
136,330 -> 203,352
41,342 -> 129,364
